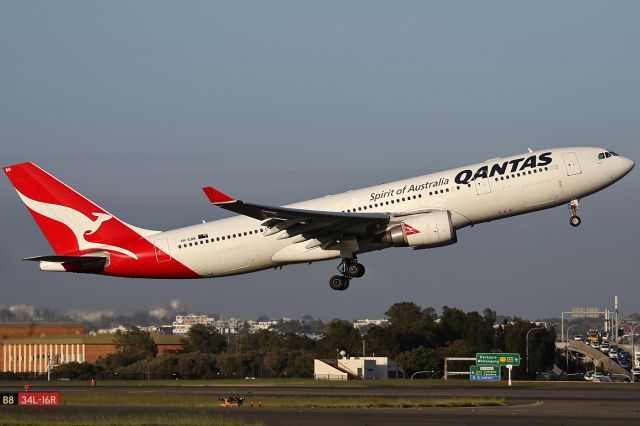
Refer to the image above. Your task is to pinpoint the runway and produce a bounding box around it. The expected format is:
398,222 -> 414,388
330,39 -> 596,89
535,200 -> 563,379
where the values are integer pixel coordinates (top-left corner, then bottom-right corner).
2,384 -> 640,425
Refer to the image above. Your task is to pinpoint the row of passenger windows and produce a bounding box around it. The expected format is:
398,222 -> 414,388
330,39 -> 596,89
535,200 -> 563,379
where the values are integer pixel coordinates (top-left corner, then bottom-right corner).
342,186 -> 467,213
177,228 -> 265,249
494,166 -> 549,181
343,166 -> 551,213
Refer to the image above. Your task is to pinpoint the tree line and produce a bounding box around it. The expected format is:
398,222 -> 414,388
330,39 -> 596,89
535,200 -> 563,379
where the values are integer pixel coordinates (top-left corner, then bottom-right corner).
48,302 -> 556,380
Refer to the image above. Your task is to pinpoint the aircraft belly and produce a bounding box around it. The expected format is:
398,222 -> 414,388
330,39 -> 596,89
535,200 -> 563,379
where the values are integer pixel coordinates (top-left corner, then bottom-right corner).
272,244 -> 341,263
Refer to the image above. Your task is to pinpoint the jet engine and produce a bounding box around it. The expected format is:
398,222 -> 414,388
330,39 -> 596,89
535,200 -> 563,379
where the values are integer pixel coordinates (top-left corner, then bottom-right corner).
382,210 -> 457,248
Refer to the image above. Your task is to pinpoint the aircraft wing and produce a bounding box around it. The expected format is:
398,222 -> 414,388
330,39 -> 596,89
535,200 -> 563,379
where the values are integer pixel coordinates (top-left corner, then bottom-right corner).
202,186 -> 391,244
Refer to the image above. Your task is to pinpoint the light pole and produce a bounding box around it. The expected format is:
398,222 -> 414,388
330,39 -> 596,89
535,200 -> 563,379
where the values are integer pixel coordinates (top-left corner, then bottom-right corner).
565,324 -> 578,373
630,324 -> 640,367
526,326 -> 545,376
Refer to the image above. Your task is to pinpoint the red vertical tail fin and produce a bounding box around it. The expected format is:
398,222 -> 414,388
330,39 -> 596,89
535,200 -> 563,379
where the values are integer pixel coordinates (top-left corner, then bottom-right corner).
3,163 -> 158,257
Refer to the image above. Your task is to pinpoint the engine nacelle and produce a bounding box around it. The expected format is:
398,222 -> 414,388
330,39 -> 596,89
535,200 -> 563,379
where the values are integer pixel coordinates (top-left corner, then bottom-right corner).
382,211 -> 457,248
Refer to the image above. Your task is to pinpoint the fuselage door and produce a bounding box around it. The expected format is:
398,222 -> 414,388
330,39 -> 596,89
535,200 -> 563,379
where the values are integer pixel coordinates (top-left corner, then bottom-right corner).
562,152 -> 582,176
154,238 -> 171,263
475,177 -> 491,195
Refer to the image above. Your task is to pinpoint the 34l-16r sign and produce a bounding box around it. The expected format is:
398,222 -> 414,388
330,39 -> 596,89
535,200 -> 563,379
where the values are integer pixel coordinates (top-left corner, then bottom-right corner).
476,353 -> 521,366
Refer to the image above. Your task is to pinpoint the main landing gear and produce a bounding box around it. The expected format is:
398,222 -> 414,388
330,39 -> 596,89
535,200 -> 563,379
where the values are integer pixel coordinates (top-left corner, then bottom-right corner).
329,258 -> 366,291
569,199 -> 582,227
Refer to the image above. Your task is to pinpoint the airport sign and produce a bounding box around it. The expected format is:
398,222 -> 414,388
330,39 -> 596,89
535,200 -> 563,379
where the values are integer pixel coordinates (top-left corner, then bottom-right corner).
476,353 -> 520,366
470,365 -> 500,381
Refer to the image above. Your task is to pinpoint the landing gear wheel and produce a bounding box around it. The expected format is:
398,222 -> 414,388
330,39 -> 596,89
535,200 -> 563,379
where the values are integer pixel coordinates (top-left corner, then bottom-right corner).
345,263 -> 365,278
329,275 -> 350,291
570,216 -> 581,227
568,199 -> 581,227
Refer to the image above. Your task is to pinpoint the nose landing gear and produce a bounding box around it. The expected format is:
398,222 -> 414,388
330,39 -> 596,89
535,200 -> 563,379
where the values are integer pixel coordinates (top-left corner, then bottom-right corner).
329,258 -> 366,291
569,199 -> 581,227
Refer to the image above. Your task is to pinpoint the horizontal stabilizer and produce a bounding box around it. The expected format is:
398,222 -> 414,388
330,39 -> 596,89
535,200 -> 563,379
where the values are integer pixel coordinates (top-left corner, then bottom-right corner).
23,255 -> 108,272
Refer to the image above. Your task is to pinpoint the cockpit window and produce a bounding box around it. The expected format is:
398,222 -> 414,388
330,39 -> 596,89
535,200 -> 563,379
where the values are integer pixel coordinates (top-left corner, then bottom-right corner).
599,151 -> 620,160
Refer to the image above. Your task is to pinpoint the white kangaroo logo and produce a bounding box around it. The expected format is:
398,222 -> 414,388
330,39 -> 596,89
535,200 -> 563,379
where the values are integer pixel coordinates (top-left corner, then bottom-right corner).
16,190 -> 139,260
85,213 -> 112,236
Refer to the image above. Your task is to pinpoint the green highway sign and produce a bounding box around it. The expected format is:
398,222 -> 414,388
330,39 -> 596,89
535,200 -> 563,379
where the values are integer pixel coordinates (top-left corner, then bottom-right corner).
470,365 -> 500,381
476,353 -> 521,366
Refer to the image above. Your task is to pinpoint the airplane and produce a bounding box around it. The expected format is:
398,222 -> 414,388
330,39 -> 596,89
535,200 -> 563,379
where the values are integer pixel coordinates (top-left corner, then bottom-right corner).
3,147 -> 634,291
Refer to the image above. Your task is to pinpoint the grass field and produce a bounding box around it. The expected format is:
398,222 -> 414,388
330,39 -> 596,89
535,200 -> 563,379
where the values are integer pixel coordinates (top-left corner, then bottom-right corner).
55,391 -> 505,409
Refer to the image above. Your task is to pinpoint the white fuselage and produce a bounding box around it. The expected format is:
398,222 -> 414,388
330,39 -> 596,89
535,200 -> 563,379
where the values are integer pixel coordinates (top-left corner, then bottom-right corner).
153,147 -> 633,277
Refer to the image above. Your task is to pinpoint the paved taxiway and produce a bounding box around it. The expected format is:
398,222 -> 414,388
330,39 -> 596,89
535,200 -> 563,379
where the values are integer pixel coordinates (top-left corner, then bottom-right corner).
2,385 -> 640,425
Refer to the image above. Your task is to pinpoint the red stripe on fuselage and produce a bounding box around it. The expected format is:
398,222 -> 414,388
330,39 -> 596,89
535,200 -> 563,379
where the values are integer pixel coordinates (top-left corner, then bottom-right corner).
102,238 -> 200,279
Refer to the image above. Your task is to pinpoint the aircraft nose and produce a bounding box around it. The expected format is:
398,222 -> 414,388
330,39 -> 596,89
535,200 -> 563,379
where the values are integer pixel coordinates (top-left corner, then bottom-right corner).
621,157 -> 635,175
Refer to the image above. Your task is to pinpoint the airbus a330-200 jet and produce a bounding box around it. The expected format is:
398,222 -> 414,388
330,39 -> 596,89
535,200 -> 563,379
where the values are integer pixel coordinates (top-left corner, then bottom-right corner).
3,147 -> 634,291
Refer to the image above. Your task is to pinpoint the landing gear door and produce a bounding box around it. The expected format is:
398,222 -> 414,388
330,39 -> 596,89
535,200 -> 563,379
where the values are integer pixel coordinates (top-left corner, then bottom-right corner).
475,177 -> 491,195
154,238 -> 171,263
562,152 -> 582,176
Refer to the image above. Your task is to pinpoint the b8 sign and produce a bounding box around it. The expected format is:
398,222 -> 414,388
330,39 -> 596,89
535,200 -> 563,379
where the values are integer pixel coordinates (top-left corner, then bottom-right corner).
1,393 -> 18,405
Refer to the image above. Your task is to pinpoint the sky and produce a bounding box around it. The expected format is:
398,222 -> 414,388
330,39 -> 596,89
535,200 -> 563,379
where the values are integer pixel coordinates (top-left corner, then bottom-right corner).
1,1 -> 639,322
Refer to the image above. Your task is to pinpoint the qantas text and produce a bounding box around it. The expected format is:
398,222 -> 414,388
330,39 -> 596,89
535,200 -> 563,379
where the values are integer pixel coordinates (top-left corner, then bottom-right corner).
454,152 -> 553,185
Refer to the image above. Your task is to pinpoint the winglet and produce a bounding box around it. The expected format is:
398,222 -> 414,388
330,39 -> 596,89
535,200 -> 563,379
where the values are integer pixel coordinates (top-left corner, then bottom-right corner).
202,186 -> 236,204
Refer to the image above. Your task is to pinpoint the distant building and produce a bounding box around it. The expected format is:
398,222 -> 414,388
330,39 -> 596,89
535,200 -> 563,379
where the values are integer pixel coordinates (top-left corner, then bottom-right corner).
94,325 -> 128,335
314,356 -> 403,380
352,319 -> 389,330
171,314 -> 246,335
172,314 -> 217,335
1,329 -> 183,374
0,323 -> 85,339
